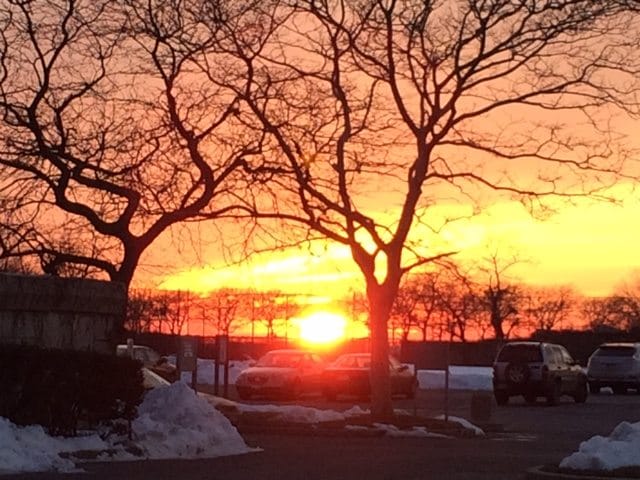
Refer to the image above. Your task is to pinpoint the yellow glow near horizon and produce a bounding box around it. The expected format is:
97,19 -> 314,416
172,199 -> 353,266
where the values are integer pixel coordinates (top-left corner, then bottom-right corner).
148,183 -> 640,299
297,311 -> 347,345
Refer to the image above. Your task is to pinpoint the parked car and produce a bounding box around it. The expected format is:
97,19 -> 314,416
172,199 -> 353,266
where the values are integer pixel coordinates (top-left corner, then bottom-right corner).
587,343 -> 640,394
492,341 -> 588,406
321,353 -> 418,400
235,349 -> 326,400
116,344 -> 179,383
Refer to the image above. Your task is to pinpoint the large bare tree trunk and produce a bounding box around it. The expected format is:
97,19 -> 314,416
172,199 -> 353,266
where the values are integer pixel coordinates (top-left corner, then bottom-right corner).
367,283 -> 395,422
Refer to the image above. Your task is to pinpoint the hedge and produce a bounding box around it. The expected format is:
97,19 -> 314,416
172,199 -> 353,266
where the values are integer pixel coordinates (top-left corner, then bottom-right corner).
0,345 -> 144,436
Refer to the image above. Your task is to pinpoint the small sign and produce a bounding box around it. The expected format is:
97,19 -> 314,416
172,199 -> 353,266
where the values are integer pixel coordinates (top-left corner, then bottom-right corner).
179,336 -> 198,372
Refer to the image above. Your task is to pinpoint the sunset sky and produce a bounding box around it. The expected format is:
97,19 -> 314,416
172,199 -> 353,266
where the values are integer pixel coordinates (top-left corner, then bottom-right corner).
150,181 -> 640,300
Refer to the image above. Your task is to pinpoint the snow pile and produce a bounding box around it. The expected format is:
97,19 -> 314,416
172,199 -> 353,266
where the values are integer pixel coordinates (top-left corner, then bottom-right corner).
560,421 -> 640,471
417,366 -> 493,391
0,418 -> 106,474
132,382 -> 254,459
0,382 -> 254,474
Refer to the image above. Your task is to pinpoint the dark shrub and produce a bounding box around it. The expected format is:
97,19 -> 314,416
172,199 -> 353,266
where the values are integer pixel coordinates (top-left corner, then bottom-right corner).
0,345 -> 144,436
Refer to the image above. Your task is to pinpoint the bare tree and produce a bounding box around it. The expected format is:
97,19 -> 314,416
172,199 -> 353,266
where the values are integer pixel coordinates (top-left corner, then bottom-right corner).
342,290 -> 370,337
205,289 -> 243,337
523,286 -> 576,333
475,252 -> 524,341
436,277 -> 483,342
160,290 -> 195,336
391,279 -> 423,342
125,288 -> 164,333
3,1 -> 639,421
229,1 -> 640,419
251,290 -> 285,340
413,273 -> 443,342
583,292 -> 640,332
0,1 -> 276,287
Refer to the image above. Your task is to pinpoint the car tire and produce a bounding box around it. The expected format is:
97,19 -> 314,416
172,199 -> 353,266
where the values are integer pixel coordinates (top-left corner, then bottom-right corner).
613,386 -> 627,395
546,380 -> 561,406
524,393 -> 537,405
589,382 -> 601,394
494,390 -> 509,406
505,362 -> 530,386
573,381 -> 588,403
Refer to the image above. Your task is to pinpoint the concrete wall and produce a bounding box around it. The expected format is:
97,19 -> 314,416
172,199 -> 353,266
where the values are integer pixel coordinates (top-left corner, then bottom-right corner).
0,273 -> 126,354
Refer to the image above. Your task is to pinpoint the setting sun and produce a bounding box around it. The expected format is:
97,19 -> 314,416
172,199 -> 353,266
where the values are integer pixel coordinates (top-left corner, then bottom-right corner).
297,312 -> 347,345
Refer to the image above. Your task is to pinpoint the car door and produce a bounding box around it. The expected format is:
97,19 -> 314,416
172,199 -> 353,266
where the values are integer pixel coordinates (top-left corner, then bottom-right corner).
543,344 -> 559,383
302,353 -> 325,391
554,346 -> 575,393
559,346 -> 580,392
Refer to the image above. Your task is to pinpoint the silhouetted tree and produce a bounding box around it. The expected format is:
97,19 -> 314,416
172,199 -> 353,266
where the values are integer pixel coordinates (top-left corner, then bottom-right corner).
0,1 -> 275,286
2,0 -> 639,421
195,289 -> 239,336
475,252 -> 523,341
125,289 -> 169,333
233,1 -> 640,419
523,286 -> 576,332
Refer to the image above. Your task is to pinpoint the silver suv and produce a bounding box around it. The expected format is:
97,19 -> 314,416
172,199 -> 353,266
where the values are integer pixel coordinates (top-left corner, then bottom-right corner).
492,341 -> 588,406
587,343 -> 640,394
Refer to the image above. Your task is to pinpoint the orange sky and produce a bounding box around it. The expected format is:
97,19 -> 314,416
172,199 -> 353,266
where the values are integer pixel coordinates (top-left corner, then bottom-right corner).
146,181 -> 640,299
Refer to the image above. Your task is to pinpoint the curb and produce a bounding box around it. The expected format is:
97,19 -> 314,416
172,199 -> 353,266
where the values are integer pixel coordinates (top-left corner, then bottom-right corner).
526,465 -> 639,480
234,419 -> 481,438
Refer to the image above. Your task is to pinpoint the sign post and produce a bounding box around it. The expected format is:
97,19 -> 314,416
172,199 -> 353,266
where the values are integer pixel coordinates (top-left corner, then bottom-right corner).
178,336 -> 199,392
214,335 -> 229,397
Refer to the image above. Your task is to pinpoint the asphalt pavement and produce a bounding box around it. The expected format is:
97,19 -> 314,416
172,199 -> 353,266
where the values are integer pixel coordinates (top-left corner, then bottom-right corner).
4,389 -> 640,480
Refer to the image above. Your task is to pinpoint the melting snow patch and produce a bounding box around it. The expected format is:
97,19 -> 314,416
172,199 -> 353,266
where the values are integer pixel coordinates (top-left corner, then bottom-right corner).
560,421 -> 640,471
434,415 -> 485,437
372,423 -> 451,438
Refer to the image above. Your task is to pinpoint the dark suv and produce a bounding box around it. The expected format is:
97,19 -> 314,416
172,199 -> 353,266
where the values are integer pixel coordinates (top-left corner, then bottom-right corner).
492,341 -> 588,406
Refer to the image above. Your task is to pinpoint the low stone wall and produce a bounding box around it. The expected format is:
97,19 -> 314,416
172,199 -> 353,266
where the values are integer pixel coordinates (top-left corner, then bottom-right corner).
0,273 -> 126,354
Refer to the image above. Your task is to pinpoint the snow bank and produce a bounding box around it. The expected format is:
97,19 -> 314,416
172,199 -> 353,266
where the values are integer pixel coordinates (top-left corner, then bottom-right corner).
0,382 -> 255,474
0,418 -> 107,474
132,382 -> 254,459
560,421 -> 640,471
417,366 -> 493,391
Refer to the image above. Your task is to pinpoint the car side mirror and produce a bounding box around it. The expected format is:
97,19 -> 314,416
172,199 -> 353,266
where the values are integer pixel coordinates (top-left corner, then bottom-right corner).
398,365 -> 409,372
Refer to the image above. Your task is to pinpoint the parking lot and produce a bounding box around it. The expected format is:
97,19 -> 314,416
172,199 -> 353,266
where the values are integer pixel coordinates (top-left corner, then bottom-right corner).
217,383 -> 640,453
59,387 -> 639,480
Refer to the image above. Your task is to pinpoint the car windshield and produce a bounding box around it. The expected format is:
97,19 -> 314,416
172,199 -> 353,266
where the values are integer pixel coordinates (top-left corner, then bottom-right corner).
333,355 -> 371,368
256,352 -> 304,368
497,344 -> 542,363
594,346 -> 636,357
